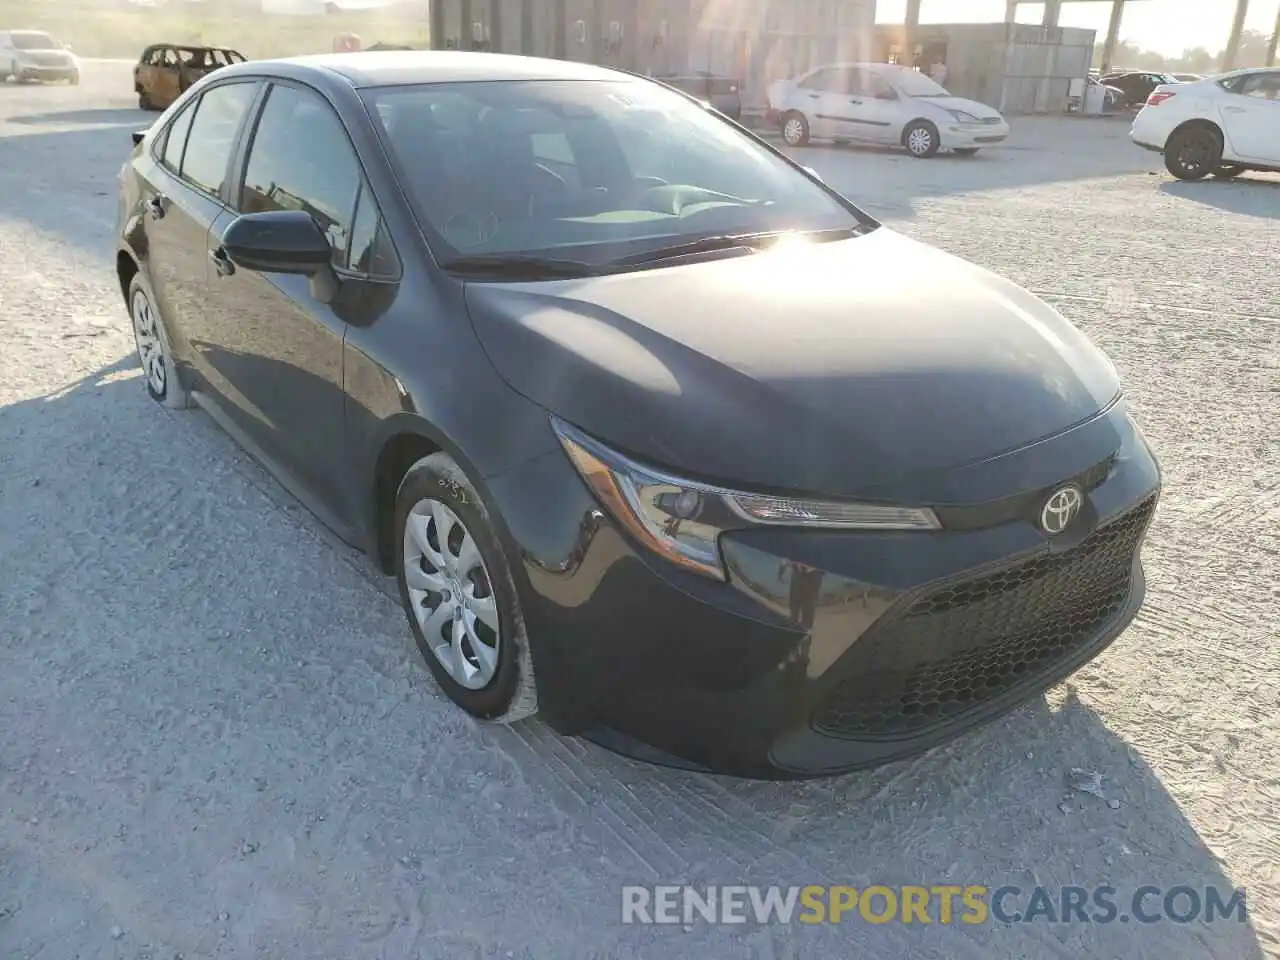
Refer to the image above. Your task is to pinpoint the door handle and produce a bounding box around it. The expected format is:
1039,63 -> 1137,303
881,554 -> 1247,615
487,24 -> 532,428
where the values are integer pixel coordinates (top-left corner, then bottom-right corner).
1223,106 -> 1246,113
849,98 -> 863,104
208,247 -> 235,277
807,93 -> 819,99
146,194 -> 167,220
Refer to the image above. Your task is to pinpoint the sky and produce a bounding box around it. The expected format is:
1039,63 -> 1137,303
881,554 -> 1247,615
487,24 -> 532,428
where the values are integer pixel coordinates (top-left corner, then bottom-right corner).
874,0 -> 1279,56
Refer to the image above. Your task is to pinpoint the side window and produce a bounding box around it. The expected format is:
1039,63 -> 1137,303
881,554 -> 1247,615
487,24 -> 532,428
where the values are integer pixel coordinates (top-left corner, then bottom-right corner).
180,82 -> 257,197
801,68 -> 842,92
159,99 -> 196,173
239,83 -> 361,266
347,184 -> 399,278
1241,74 -> 1280,100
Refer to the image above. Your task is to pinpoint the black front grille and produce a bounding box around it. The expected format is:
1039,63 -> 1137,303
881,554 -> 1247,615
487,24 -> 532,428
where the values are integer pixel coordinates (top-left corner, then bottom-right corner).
813,497 -> 1157,741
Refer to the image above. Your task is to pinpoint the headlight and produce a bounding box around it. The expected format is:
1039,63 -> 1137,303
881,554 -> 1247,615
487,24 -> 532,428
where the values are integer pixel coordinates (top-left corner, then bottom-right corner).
552,418 -> 940,581
948,109 -> 981,123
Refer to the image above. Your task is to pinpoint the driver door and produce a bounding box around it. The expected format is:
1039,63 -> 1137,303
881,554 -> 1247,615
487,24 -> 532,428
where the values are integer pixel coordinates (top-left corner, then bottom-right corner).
842,68 -> 904,144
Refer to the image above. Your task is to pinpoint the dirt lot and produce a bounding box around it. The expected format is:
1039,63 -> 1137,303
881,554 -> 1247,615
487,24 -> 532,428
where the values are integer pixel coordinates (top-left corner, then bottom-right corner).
1,60 -> 1278,960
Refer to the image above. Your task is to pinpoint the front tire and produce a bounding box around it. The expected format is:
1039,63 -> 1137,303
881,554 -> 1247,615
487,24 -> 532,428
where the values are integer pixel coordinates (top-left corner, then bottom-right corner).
903,120 -> 940,158
128,272 -> 191,409
395,453 -> 538,723
780,111 -> 810,147
1210,164 -> 1244,180
1164,125 -> 1222,181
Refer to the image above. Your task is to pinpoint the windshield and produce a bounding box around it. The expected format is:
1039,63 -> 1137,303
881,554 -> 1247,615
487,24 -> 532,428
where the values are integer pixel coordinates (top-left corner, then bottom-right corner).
890,69 -> 949,97
366,79 -> 865,265
12,31 -> 58,50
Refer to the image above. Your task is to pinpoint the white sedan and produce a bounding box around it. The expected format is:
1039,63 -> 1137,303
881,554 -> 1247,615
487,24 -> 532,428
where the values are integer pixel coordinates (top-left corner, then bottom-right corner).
766,62 -> 1010,158
1130,67 -> 1280,180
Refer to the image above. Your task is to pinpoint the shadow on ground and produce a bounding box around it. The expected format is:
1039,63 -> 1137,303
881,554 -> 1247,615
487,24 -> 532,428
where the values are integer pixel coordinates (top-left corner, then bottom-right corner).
0,356 -> 1265,959
1159,177 -> 1280,219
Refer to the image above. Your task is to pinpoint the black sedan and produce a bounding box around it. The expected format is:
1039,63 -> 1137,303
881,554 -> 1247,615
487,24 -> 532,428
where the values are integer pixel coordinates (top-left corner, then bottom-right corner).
116,52 -> 1161,779
1100,70 -> 1179,107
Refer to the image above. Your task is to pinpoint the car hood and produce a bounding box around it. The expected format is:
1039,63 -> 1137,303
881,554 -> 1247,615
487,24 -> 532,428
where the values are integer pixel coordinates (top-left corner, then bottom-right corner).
464,228 -> 1119,498
914,95 -> 1004,120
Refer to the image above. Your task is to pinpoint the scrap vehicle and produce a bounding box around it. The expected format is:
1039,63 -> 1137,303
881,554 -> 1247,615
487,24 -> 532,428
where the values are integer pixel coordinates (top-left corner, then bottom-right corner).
134,43 -> 246,110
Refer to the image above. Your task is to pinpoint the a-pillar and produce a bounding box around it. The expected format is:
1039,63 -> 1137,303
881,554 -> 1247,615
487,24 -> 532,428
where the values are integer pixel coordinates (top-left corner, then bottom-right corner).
1099,0 -> 1125,74
1221,0 -> 1249,71
901,0 -> 921,68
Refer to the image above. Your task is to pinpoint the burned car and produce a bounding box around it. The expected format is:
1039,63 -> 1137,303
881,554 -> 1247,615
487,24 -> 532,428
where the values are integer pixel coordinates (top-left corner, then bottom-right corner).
134,43 -> 246,110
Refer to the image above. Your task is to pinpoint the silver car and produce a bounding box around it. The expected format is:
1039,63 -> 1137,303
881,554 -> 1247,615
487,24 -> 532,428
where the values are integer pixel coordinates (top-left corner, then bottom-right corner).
0,29 -> 79,84
767,62 -> 1010,157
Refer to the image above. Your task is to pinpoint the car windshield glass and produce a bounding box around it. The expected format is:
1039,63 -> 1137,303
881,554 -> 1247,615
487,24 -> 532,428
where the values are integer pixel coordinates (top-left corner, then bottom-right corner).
365,79 -> 867,265
890,69 -> 949,97
12,32 -> 58,50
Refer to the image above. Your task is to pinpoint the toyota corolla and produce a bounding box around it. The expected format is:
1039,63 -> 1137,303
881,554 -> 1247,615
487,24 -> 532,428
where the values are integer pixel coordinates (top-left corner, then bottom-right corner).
115,52 -> 1161,779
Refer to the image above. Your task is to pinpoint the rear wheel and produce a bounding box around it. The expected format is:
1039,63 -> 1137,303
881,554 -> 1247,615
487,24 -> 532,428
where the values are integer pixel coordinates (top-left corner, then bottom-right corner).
395,453 -> 538,723
1210,164 -> 1244,180
1164,125 -> 1222,181
128,273 -> 191,409
903,121 -> 940,158
780,111 -> 810,147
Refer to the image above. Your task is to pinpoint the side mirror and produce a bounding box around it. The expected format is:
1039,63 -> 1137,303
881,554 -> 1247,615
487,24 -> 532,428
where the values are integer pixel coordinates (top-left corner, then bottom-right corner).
132,129 -> 146,146
220,210 -> 332,275
875,89 -> 897,101
64,43 -> 74,52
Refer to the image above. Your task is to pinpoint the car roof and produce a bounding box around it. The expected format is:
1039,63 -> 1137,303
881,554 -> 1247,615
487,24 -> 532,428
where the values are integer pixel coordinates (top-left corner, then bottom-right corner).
144,43 -> 238,52
208,51 -> 635,90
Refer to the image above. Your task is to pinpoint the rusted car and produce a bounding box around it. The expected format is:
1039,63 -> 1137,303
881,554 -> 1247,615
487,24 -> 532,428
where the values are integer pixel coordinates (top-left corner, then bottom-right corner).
133,44 -> 246,110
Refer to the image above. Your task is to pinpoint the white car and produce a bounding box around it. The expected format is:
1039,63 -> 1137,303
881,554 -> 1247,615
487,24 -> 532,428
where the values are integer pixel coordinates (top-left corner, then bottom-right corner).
0,29 -> 78,84
766,62 -> 1010,158
1130,67 -> 1280,180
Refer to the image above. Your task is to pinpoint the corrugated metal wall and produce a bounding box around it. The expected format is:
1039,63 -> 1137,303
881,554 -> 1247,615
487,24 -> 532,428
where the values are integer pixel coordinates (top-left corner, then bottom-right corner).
429,0 -> 876,108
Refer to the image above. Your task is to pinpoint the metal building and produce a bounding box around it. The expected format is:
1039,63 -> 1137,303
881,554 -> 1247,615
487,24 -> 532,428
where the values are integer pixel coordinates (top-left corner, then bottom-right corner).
428,0 -> 877,109
876,22 -> 1097,114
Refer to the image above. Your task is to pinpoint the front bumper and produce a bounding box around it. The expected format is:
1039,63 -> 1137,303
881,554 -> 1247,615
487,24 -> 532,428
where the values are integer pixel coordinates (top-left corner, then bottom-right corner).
12,64 -> 77,81
486,405 -> 1160,779
940,121 -> 1011,149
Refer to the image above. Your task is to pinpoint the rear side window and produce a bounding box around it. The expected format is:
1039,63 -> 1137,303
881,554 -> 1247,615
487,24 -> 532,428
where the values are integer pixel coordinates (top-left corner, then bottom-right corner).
1240,73 -> 1280,100
238,83 -> 362,266
181,82 -> 257,196
159,99 -> 196,172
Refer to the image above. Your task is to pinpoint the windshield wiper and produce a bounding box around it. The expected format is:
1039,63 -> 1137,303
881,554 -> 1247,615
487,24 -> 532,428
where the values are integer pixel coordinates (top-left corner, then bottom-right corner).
608,226 -> 865,268
441,254 -> 598,279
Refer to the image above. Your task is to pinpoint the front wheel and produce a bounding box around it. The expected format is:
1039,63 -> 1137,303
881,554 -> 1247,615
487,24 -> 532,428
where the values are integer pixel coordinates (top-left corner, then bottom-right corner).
1210,164 -> 1244,180
395,453 -> 538,723
1164,126 -> 1222,181
903,121 -> 940,158
780,111 -> 810,147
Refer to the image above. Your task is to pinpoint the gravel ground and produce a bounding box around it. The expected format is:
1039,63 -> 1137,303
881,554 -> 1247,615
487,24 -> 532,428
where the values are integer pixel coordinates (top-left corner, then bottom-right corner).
1,62 -> 1278,960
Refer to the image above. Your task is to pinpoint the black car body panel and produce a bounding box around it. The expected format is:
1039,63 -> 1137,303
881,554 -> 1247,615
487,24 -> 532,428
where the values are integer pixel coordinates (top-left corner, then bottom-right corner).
116,52 -> 1161,778
465,228 -> 1121,498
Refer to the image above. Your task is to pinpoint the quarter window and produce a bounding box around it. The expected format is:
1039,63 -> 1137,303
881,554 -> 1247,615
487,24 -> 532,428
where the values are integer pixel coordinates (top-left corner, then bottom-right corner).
180,82 -> 257,197
1240,73 -> 1280,100
239,83 -> 362,267
159,99 -> 196,173
347,184 -> 399,278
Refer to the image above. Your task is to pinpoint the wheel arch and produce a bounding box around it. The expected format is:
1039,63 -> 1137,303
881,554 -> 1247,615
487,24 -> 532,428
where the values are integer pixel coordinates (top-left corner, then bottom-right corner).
1169,117 -> 1224,148
368,413 -> 498,576
116,249 -> 139,304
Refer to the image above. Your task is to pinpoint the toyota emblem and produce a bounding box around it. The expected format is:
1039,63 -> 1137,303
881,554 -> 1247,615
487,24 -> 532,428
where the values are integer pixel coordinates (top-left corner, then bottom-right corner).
1040,485 -> 1083,535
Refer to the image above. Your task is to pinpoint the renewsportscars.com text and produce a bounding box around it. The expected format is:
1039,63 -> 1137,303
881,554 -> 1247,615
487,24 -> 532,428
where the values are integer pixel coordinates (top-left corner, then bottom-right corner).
622,884 -> 1247,926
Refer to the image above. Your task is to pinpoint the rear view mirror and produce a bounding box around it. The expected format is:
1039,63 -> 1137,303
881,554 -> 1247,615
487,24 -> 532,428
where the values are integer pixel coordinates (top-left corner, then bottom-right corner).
220,210 -> 332,275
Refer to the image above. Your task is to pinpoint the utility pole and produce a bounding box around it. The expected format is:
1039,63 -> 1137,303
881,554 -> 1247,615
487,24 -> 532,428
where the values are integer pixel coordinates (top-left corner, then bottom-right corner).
1267,6 -> 1279,66
1099,0 -> 1126,74
1220,0 -> 1249,72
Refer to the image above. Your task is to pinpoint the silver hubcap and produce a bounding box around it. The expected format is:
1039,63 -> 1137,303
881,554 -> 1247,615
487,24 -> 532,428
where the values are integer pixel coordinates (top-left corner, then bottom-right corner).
403,498 -> 500,690
907,128 -> 933,155
131,290 -> 166,395
783,118 -> 804,143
